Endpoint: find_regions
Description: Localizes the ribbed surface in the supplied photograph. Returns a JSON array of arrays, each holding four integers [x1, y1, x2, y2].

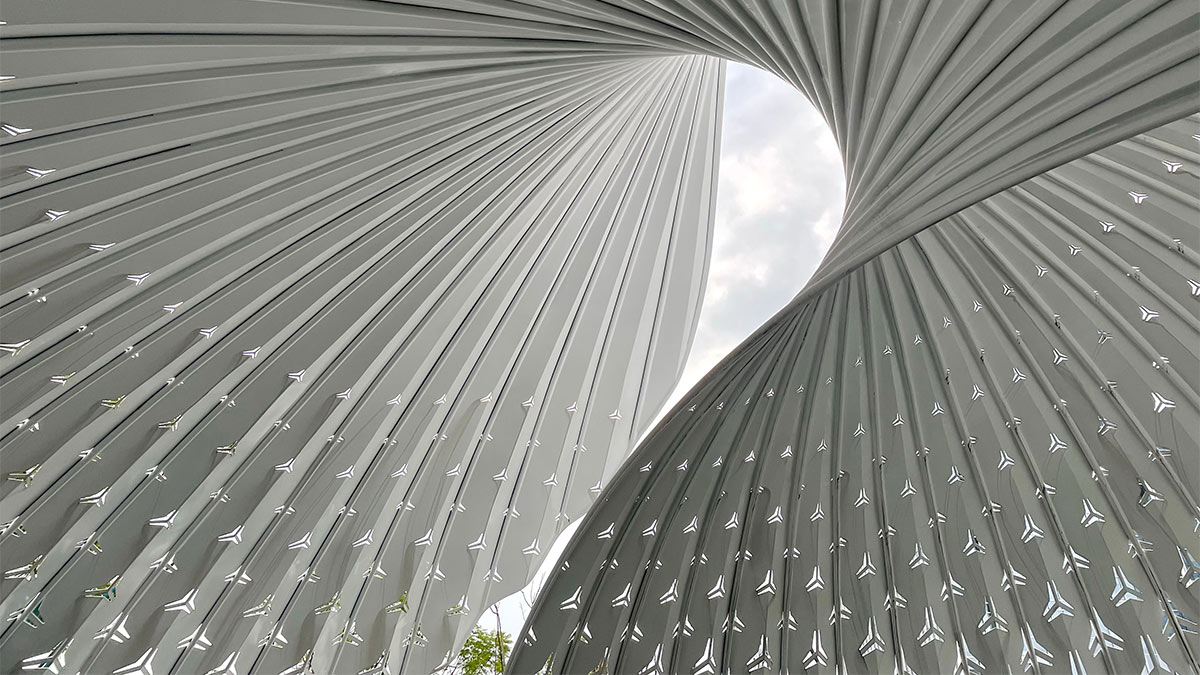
[[0, 12, 723, 673], [517, 0, 1200, 292], [0, 2, 1197, 675], [514, 116, 1200, 674]]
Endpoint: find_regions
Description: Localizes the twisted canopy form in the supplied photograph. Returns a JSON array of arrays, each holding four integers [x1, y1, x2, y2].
[[0, 2, 1196, 675], [516, 118, 1200, 674]]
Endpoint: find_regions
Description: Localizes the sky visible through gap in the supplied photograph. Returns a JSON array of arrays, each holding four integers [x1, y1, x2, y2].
[[488, 60, 845, 641]]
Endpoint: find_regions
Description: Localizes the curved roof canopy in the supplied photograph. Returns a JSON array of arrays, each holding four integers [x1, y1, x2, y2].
[[0, 2, 1196, 674]]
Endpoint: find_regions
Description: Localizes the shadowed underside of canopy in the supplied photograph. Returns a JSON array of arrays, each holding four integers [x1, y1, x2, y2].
[[0, 2, 1196, 675]]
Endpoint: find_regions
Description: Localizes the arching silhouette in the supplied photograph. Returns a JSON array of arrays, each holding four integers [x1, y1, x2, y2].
[[0, 2, 1195, 674]]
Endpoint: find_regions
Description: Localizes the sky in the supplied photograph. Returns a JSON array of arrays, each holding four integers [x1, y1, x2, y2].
[[671, 61, 844, 398], [489, 61, 844, 641]]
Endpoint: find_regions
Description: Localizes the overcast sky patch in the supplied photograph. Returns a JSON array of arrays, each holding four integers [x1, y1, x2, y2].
[[672, 62, 844, 401]]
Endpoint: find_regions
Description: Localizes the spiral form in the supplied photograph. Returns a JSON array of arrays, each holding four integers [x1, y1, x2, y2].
[[0, 2, 1196, 674]]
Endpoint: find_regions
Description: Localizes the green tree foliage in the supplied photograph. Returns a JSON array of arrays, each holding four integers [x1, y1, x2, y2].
[[458, 627, 511, 675]]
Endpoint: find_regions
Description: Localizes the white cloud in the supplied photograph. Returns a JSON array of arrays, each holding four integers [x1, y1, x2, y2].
[[663, 63, 844, 412]]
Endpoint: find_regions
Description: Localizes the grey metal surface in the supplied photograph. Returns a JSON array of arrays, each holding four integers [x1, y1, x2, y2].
[[0, 9, 726, 673], [513, 117, 1200, 674], [0, 2, 1197, 674]]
